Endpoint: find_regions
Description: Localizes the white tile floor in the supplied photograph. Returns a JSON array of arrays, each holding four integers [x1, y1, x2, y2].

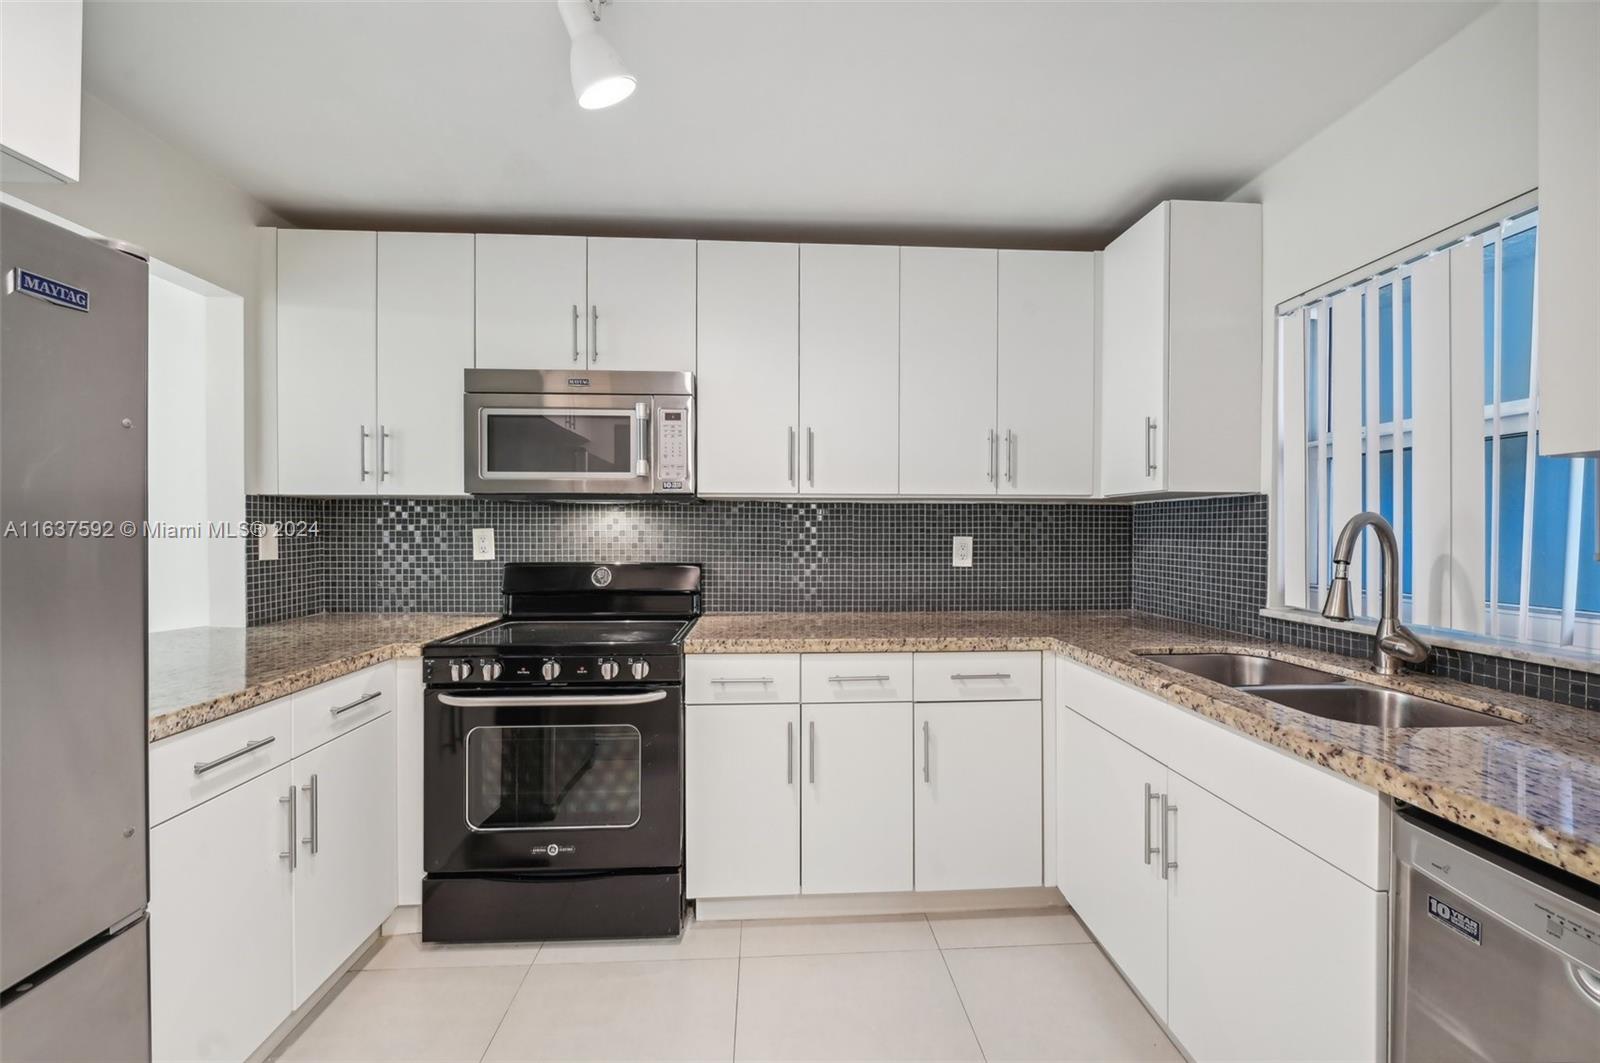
[[273, 908, 1180, 1063]]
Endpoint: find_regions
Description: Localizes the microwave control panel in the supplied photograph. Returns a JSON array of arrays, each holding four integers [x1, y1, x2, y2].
[[656, 406, 692, 491]]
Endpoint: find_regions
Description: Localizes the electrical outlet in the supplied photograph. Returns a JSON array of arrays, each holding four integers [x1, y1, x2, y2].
[[257, 522, 279, 562], [952, 535, 974, 568], [472, 528, 496, 561]]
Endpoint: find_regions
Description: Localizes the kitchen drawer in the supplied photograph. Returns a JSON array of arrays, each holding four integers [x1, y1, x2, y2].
[[291, 662, 396, 757], [914, 652, 1041, 702], [801, 653, 913, 703], [149, 698, 293, 826], [686, 654, 800, 704]]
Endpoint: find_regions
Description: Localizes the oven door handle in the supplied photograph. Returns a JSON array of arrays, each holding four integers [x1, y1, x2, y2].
[[436, 690, 669, 708]]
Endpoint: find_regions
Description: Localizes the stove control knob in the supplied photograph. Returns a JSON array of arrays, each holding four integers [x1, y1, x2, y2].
[[482, 661, 504, 681], [540, 660, 561, 681], [599, 659, 620, 681], [630, 660, 650, 680], [449, 660, 471, 683]]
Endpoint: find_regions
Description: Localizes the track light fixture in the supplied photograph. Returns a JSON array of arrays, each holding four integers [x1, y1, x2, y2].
[[557, 0, 636, 110]]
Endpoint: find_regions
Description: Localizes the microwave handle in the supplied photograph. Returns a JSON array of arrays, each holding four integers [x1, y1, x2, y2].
[[634, 402, 651, 478]]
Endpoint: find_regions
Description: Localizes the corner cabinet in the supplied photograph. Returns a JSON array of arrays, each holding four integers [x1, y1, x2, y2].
[[149, 663, 398, 1063], [1098, 200, 1262, 496], [1057, 658, 1387, 1063]]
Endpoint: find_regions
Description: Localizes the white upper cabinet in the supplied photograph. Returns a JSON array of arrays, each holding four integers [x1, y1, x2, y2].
[[377, 233, 474, 495], [1099, 201, 1261, 496], [998, 251, 1097, 496], [0, 0, 81, 182], [799, 244, 901, 495], [474, 234, 588, 370], [1535, 1, 1600, 458], [899, 247, 999, 496], [696, 241, 800, 495], [276, 230, 378, 496], [585, 237, 697, 372]]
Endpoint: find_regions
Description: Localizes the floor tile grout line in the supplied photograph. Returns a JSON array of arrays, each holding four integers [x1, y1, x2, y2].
[[477, 960, 536, 1063], [935, 939, 989, 1063], [730, 922, 743, 1063]]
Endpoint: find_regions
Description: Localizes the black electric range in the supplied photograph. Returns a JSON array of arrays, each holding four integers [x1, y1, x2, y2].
[[419, 562, 700, 944]]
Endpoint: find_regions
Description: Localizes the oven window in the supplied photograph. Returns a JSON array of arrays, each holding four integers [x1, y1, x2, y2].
[[465, 724, 642, 831], [484, 409, 635, 476]]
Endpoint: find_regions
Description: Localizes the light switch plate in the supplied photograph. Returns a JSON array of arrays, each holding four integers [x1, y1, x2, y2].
[[257, 522, 279, 562], [952, 535, 973, 568], [472, 527, 496, 561]]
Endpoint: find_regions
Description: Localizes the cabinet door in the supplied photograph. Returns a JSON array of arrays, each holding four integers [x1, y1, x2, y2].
[[685, 703, 799, 899], [1098, 203, 1168, 495], [1058, 709, 1168, 1017], [1165, 772, 1384, 1063], [913, 700, 1041, 891], [474, 234, 587, 370], [696, 241, 799, 494], [998, 251, 1096, 496], [291, 713, 397, 1007], [899, 247, 999, 496], [377, 232, 474, 496], [150, 764, 293, 1063], [585, 237, 696, 372], [801, 702, 913, 895], [277, 229, 377, 495], [799, 244, 900, 494]]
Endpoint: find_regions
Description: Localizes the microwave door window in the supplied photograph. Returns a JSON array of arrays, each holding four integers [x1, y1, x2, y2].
[[485, 411, 633, 476]]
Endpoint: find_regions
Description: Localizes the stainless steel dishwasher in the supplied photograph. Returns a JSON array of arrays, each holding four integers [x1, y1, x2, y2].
[[1393, 809, 1600, 1062]]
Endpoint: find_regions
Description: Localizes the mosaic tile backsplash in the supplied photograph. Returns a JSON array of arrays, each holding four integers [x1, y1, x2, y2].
[[1133, 495, 1600, 712], [246, 496, 1131, 623]]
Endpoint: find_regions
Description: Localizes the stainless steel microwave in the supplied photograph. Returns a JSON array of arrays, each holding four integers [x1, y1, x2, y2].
[[464, 370, 695, 497]]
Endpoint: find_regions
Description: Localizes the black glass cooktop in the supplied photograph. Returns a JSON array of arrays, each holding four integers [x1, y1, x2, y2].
[[440, 619, 693, 649]]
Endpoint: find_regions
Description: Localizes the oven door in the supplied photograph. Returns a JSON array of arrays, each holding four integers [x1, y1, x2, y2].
[[424, 687, 682, 874], [464, 392, 653, 495]]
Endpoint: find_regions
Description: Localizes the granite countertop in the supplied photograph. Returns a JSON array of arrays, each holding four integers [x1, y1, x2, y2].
[[687, 610, 1600, 885], [148, 613, 493, 742]]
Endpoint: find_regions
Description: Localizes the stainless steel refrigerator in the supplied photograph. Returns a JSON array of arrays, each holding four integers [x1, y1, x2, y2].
[[0, 205, 151, 1061]]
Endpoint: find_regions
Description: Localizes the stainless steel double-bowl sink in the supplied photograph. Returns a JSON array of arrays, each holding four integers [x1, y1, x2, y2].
[[1138, 652, 1516, 729]]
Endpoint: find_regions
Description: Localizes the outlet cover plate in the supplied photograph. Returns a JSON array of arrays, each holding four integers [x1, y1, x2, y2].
[[472, 528, 496, 561], [952, 535, 973, 568]]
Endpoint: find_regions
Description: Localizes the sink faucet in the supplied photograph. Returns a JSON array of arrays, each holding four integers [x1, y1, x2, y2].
[[1321, 512, 1431, 676]]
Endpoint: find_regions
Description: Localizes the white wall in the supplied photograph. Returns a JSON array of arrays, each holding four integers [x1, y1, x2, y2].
[[1233, 0, 1538, 509]]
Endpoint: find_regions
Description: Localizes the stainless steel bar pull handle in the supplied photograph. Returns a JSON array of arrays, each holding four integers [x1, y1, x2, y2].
[[788, 427, 797, 486], [806, 427, 815, 486], [986, 429, 997, 482], [808, 720, 816, 784], [922, 720, 931, 783], [194, 736, 275, 776], [710, 676, 774, 685], [359, 425, 371, 480], [786, 721, 794, 784], [280, 785, 297, 869], [590, 305, 599, 362], [301, 773, 319, 854], [1143, 783, 1161, 865], [331, 690, 382, 717], [1160, 795, 1178, 879], [1144, 417, 1159, 476], [951, 672, 1011, 681], [828, 675, 891, 683], [379, 426, 392, 481], [572, 304, 581, 362], [1006, 430, 1016, 485]]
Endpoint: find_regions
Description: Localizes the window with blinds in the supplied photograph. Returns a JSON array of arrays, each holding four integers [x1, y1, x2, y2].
[[1276, 204, 1600, 651]]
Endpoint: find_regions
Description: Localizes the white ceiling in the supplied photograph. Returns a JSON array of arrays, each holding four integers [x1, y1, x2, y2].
[[84, 0, 1490, 247]]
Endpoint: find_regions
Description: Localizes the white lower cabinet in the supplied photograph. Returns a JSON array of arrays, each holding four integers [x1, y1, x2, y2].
[[150, 665, 400, 1062], [150, 765, 294, 1063], [685, 702, 801, 899], [1164, 772, 1385, 1063], [801, 702, 913, 895], [1058, 709, 1169, 1015], [1058, 678, 1387, 1063], [913, 700, 1042, 892], [290, 711, 397, 1006]]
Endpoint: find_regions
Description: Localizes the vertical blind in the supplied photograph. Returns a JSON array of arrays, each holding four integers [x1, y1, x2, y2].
[[1277, 206, 1600, 650]]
